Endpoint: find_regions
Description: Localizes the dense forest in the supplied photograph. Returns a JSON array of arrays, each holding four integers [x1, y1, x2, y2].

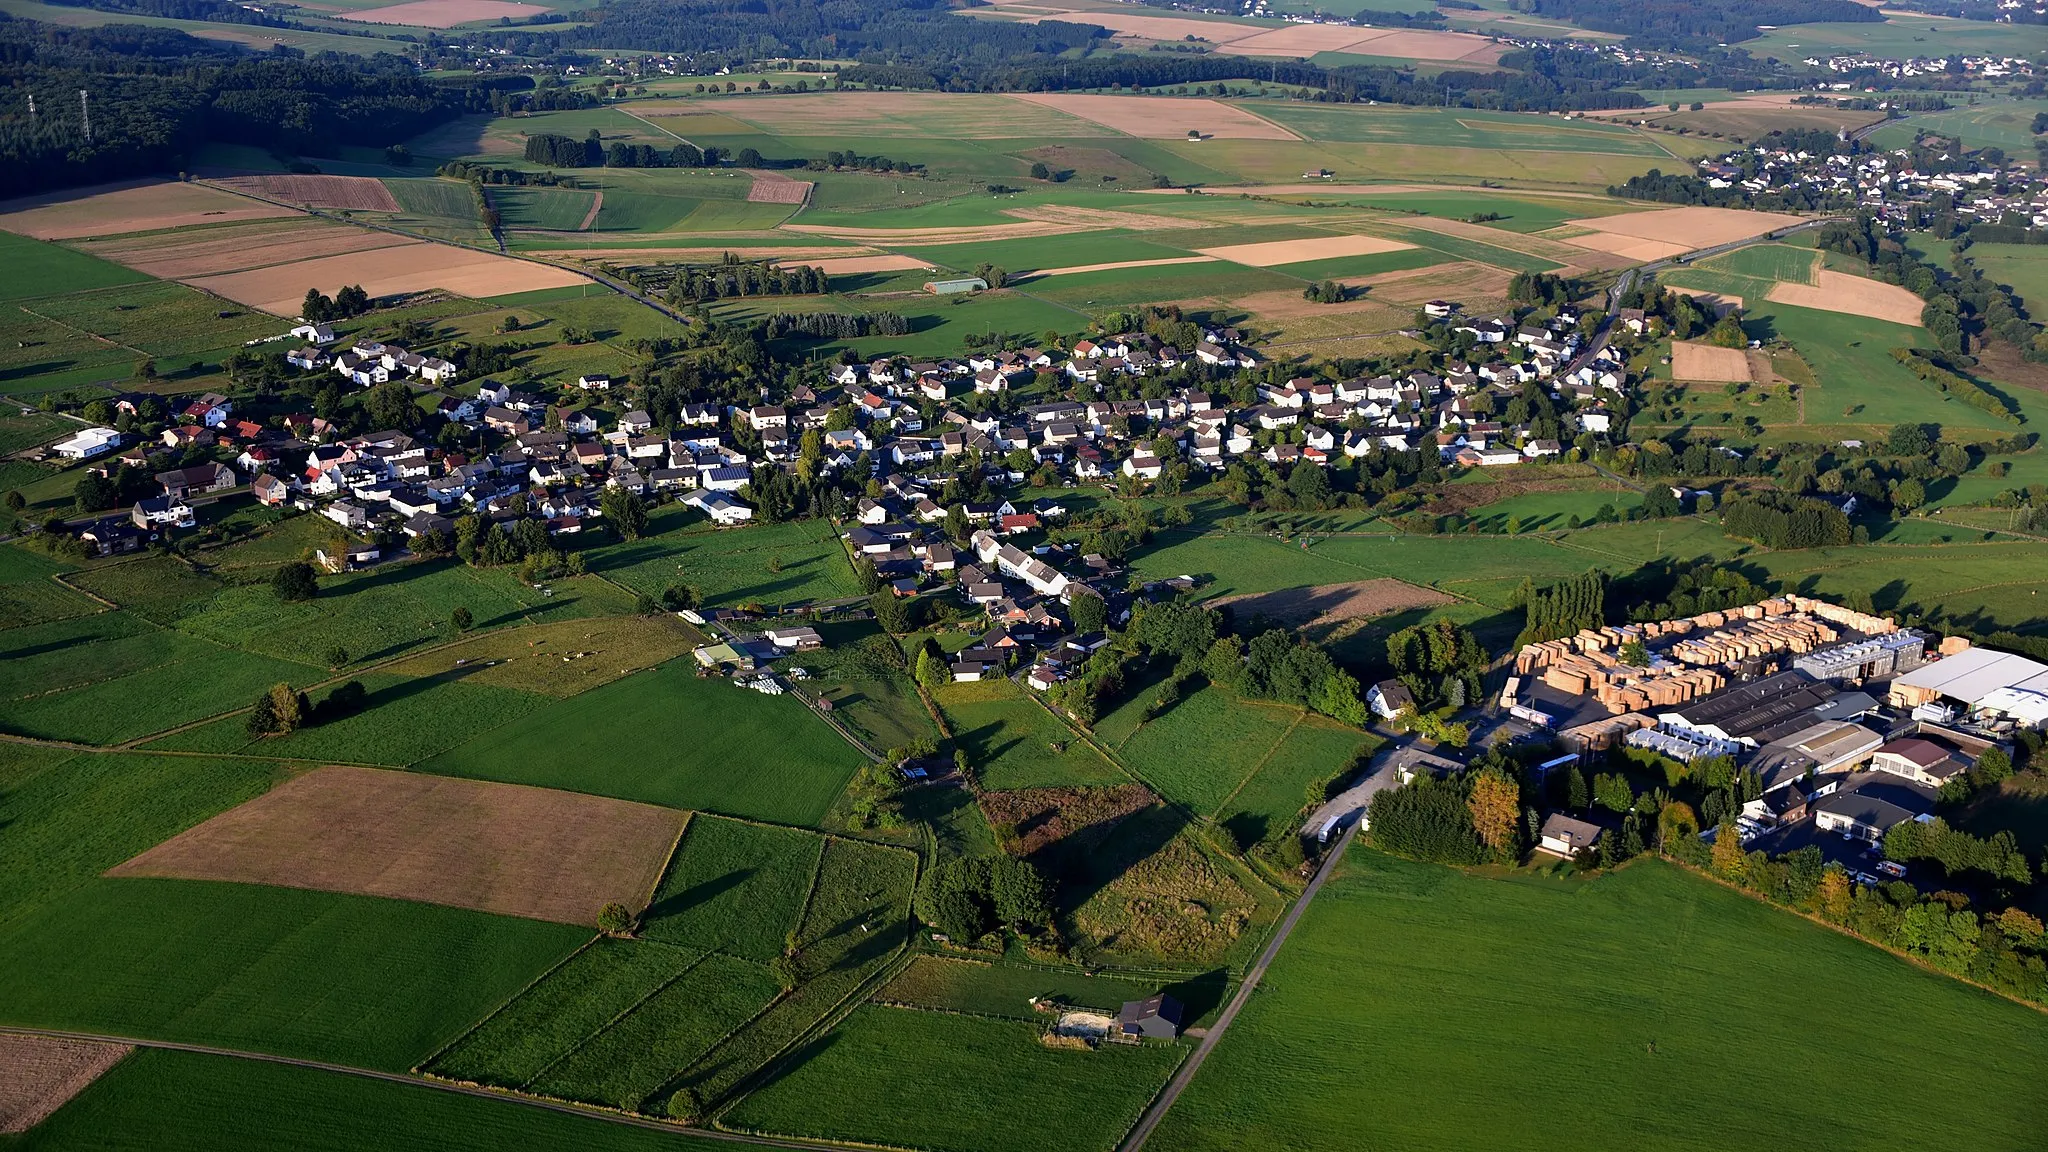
[[0, 17, 498, 197]]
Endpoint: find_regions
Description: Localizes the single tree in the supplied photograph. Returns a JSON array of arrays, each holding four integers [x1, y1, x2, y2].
[[325, 645, 350, 668], [273, 561, 319, 602], [1467, 769, 1521, 857], [451, 606, 474, 631], [597, 901, 636, 935]]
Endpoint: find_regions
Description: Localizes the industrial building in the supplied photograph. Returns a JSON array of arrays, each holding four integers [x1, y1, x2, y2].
[[1793, 631, 1930, 682], [1888, 642, 2048, 729]]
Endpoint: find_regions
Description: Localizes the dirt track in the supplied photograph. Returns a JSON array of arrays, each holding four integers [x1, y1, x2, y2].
[[1215, 578, 1452, 629]]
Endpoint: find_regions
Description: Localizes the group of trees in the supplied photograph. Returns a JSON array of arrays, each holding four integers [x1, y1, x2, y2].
[[912, 855, 1053, 943], [649, 260, 832, 304], [1719, 492, 1853, 549], [1384, 619, 1488, 713], [1889, 348, 2023, 425], [760, 311, 910, 340], [1512, 570, 1608, 646], [300, 284, 370, 323]]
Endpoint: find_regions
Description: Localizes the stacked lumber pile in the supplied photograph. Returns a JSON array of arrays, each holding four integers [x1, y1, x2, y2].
[[1558, 712, 1655, 753]]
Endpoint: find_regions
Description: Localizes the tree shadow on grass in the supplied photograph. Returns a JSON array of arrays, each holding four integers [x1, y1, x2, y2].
[[642, 868, 755, 928]]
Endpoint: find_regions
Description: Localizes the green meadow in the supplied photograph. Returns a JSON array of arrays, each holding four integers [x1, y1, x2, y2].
[[1154, 850, 2048, 1152], [417, 658, 866, 826]]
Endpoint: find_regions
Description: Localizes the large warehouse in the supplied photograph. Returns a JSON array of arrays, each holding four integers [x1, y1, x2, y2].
[[1887, 644, 2048, 727]]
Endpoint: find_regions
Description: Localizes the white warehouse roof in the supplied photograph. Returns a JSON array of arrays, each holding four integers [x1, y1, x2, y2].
[[1891, 647, 2048, 705]]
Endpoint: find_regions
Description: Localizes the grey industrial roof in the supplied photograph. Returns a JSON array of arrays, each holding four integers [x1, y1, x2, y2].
[[1893, 647, 2048, 705]]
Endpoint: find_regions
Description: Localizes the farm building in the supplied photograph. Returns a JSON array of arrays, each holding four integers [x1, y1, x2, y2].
[[51, 426, 121, 460], [1117, 995, 1183, 1041], [923, 277, 988, 295]]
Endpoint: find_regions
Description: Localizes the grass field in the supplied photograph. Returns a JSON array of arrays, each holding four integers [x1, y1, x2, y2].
[[0, 878, 584, 1072], [488, 186, 597, 231], [935, 679, 1126, 791], [1152, 850, 2048, 1152], [1696, 242, 1817, 285], [5, 1046, 734, 1151], [417, 658, 865, 826], [526, 951, 779, 1112], [141, 676, 549, 764], [1964, 243, 2048, 315], [0, 750, 277, 931], [725, 1004, 1183, 1152], [0, 611, 314, 745], [640, 815, 823, 962], [424, 937, 700, 1089], [587, 509, 857, 607], [1870, 98, 2048, 152], [0, 231, 149, 302]]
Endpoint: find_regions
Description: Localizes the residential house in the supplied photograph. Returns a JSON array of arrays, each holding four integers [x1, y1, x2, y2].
[[1537, 813, 1604, 857]]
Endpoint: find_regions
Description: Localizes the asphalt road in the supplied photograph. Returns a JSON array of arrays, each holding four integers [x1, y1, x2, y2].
[[1118, 819, 1360, 1152]]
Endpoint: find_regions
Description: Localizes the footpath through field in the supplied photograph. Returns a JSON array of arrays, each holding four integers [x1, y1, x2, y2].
[[1118, 819, 1361, 1152]]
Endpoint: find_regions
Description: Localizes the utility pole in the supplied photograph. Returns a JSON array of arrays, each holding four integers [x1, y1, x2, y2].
[[79, 89, 91, 143]]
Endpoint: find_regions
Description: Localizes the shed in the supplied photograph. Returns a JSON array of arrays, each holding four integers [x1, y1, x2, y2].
[[923, 277, 989, 295], [1117, 994, 1183, 1041]]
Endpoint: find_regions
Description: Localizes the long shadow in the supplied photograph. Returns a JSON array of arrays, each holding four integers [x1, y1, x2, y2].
[[311, 662, 490, 723], [642, 868, 754, 925], [0, 637, 93, 662], [1053, 803, 1188, 915], [1160, 968, 1230, 1025], [328, 558, 451, 598]]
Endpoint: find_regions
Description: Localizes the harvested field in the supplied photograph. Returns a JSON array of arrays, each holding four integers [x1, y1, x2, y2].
[[726, 91, 1113, 139], [1766, 269, 1925, 326], [1197, 233, 1413, 267], [1231, 288, 1408, 330], [745, 171, 813, 205], [1363, 261, 1516, 305], [978, 784, 1156, 861], [797, 254, 934, 274], [1030, 255, 1219, 277], [1005, 204, 1216, 232], [1382, 215, 1629, 271], [1565, 206, 1805, 250], [1558, 231, 1690, 262], [1671, 340, 1754, 383], [1215, 578, 1451, 630], [334, 0, 544, 25], [0, 1034, 131, 1134], [79, 220, 414, 279], [0, 180, 297, 240], [184, 242, 587, 314], [1006, 93, 1300, 140], [212, 175, 400, 212], [108, 766, 685, 926]]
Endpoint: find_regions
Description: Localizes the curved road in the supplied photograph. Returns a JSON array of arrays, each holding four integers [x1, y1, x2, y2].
[[1118, 819, 1360, 1152]]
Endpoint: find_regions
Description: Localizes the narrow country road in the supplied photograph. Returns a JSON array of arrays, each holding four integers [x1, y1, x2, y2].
[[0, 1025, 811, 1150], [1118, 819, 1360, 1152]]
